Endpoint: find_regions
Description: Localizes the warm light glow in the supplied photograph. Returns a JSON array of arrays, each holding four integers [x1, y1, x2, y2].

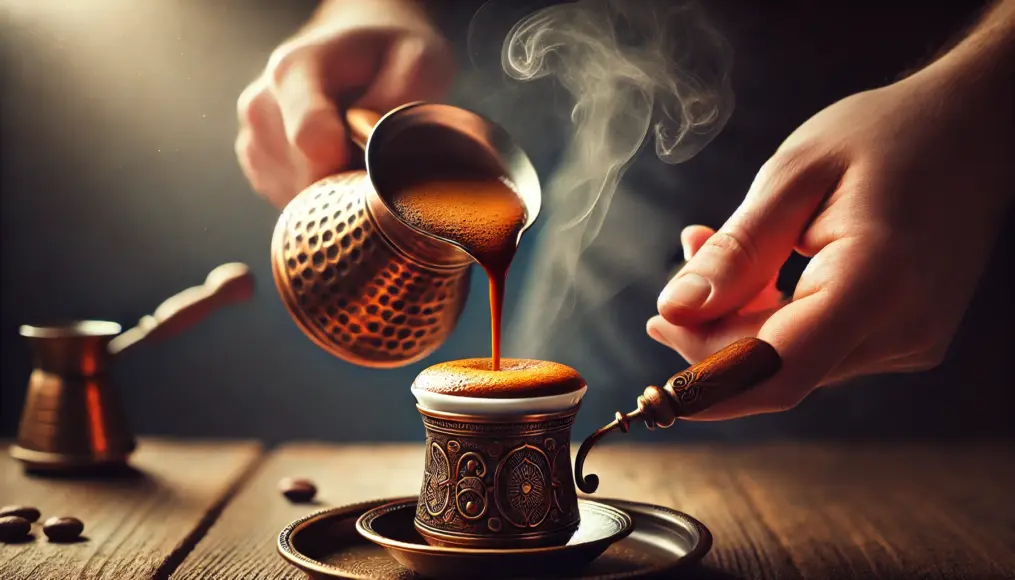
[[85, 379, 108, 453], [2, 0, 225, 147], [3, 0, 142, 32], [82, 350, 97, 375]]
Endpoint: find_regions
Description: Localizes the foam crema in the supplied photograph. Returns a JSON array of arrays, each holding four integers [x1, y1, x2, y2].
[[411, 358, 587, 416]]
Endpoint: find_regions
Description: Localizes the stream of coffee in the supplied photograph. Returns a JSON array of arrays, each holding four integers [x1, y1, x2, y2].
[[391, 175, 527, 371]]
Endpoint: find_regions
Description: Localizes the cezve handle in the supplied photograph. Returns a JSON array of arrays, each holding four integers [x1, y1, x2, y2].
[[107, 263, 255, 357], [346, 108, 383, 152], [574, 337, 782, 493]]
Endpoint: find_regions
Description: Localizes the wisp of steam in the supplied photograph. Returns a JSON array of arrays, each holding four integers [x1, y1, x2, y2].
[[500, 0, 734, 358]]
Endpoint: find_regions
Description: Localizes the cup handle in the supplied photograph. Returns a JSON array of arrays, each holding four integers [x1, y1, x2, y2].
[[107, 263, 255, 357], [573, 337, 782, 493], [346, 108, 383, 152]]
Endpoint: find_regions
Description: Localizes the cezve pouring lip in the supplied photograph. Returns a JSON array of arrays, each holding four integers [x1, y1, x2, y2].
[[347, 102, 543, 257]]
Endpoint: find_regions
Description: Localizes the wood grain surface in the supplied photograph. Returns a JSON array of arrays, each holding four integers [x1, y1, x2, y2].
[[173, 442, 1015, 580], [171, 443, 423, 580], [588, 443, 1015, 580], [0, 439, 261, 580]]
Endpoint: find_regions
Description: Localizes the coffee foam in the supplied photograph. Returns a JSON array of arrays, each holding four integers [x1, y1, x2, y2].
[[389, 176, 527, 262], [411, 358, 586, 399]]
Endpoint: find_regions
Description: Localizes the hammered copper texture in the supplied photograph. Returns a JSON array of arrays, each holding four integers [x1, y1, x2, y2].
[[272, 172, 471, 367], [415, 409, 580, 548]]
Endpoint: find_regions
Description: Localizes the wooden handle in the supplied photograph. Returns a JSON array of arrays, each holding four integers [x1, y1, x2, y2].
[[639, 337, 782, 427], [346, 108, 383, 151], [574, 337, 781, 493], [108, 263, 255, 357]]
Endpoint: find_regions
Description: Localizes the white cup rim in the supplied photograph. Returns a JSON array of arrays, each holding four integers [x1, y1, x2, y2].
[[411, 385, 587, 416]]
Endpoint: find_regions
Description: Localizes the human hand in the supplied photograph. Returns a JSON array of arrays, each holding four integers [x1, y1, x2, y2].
[[235, 0, 455, 208], [647, 31, 1015, 420]]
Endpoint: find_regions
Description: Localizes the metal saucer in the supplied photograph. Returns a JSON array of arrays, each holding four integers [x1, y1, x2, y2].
[[278, 496, 712, 579], [356, 497, 632, 578]]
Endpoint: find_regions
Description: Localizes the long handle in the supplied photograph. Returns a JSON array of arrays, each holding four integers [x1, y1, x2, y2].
[[107, 263, 255, 357], [346, 108, 383, 152], [574, 337, 781, 493]]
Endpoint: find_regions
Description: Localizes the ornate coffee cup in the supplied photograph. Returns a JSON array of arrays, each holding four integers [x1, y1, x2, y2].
[[408, 339, 784, 550], [410, 359, 587, 549]]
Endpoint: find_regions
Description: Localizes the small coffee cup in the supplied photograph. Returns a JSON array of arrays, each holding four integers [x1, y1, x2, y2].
[[410, 359, 587, 549]]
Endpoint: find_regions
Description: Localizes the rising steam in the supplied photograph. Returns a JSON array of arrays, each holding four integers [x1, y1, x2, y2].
[[500, 0, 735, 357]]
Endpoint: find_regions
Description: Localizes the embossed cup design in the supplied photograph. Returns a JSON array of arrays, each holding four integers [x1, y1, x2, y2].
[[414, 406, 581, 549]]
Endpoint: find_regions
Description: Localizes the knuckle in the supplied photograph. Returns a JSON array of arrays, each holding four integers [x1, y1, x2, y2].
[[288, 112, 324, 154], [236, 81, 270, 126], [266, 42, 314, 87], [753, 146, 831, 205], [234, 132, 256, 165], [758, 148, 808, 185], [234, 134, 271, 195], [289, 108, 342, 161], [705, 227, 760, 271]]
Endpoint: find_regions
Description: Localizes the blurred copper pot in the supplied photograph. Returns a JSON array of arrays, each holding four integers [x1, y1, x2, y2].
[[11, 263, 254, 472]]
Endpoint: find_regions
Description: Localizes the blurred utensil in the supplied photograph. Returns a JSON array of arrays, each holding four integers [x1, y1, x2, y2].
[[11, 263, 254, 473]]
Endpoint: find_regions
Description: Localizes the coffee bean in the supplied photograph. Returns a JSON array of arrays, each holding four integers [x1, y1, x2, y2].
[[0, 505, 40, 523], [279, 477, 316, 503], [0, 516, 31, 542], [43, 517, 84, 542]]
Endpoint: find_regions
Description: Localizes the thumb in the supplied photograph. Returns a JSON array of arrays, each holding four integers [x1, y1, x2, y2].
[[659, 152, 841, 326]]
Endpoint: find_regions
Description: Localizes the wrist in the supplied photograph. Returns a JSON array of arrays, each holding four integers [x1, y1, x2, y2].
[[904, 5, 1015, 208]]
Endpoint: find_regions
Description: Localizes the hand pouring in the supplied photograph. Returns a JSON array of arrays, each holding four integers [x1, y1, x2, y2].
[[271, 103, 540, 368], [11, 263, 254, 472]]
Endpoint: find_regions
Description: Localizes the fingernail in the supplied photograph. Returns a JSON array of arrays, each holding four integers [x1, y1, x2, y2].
[[661, 273, 712, 311], [647, 324, 664, 343], [681, 238, 693, 262]]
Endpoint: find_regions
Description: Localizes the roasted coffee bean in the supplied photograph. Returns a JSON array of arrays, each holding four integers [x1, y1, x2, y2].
[[0, 516, 31, 542], [0, 505, 40, 523], [279, 477, 317, 503], [43, 517, 84, 542]]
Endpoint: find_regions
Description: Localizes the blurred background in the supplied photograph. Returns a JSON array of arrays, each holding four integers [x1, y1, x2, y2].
[[2, 0, 1012, 445]]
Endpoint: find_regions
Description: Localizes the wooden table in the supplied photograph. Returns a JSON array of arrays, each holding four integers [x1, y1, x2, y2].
[[2, 440, 1013, 579]]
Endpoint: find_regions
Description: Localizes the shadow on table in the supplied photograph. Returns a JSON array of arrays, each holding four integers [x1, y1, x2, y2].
[[22, 463, 162, 496], [24, 463, 149, 481]]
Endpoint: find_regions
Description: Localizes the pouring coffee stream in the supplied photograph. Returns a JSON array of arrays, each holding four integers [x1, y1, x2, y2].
[[347, 108, 528, 370], [271, 102, 541, 369], [276, 103, 784, 499]]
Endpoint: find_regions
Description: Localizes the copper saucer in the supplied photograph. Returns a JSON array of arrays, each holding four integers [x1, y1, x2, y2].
[[278, 496, 712, 579], [356, 497, 632, 578]]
